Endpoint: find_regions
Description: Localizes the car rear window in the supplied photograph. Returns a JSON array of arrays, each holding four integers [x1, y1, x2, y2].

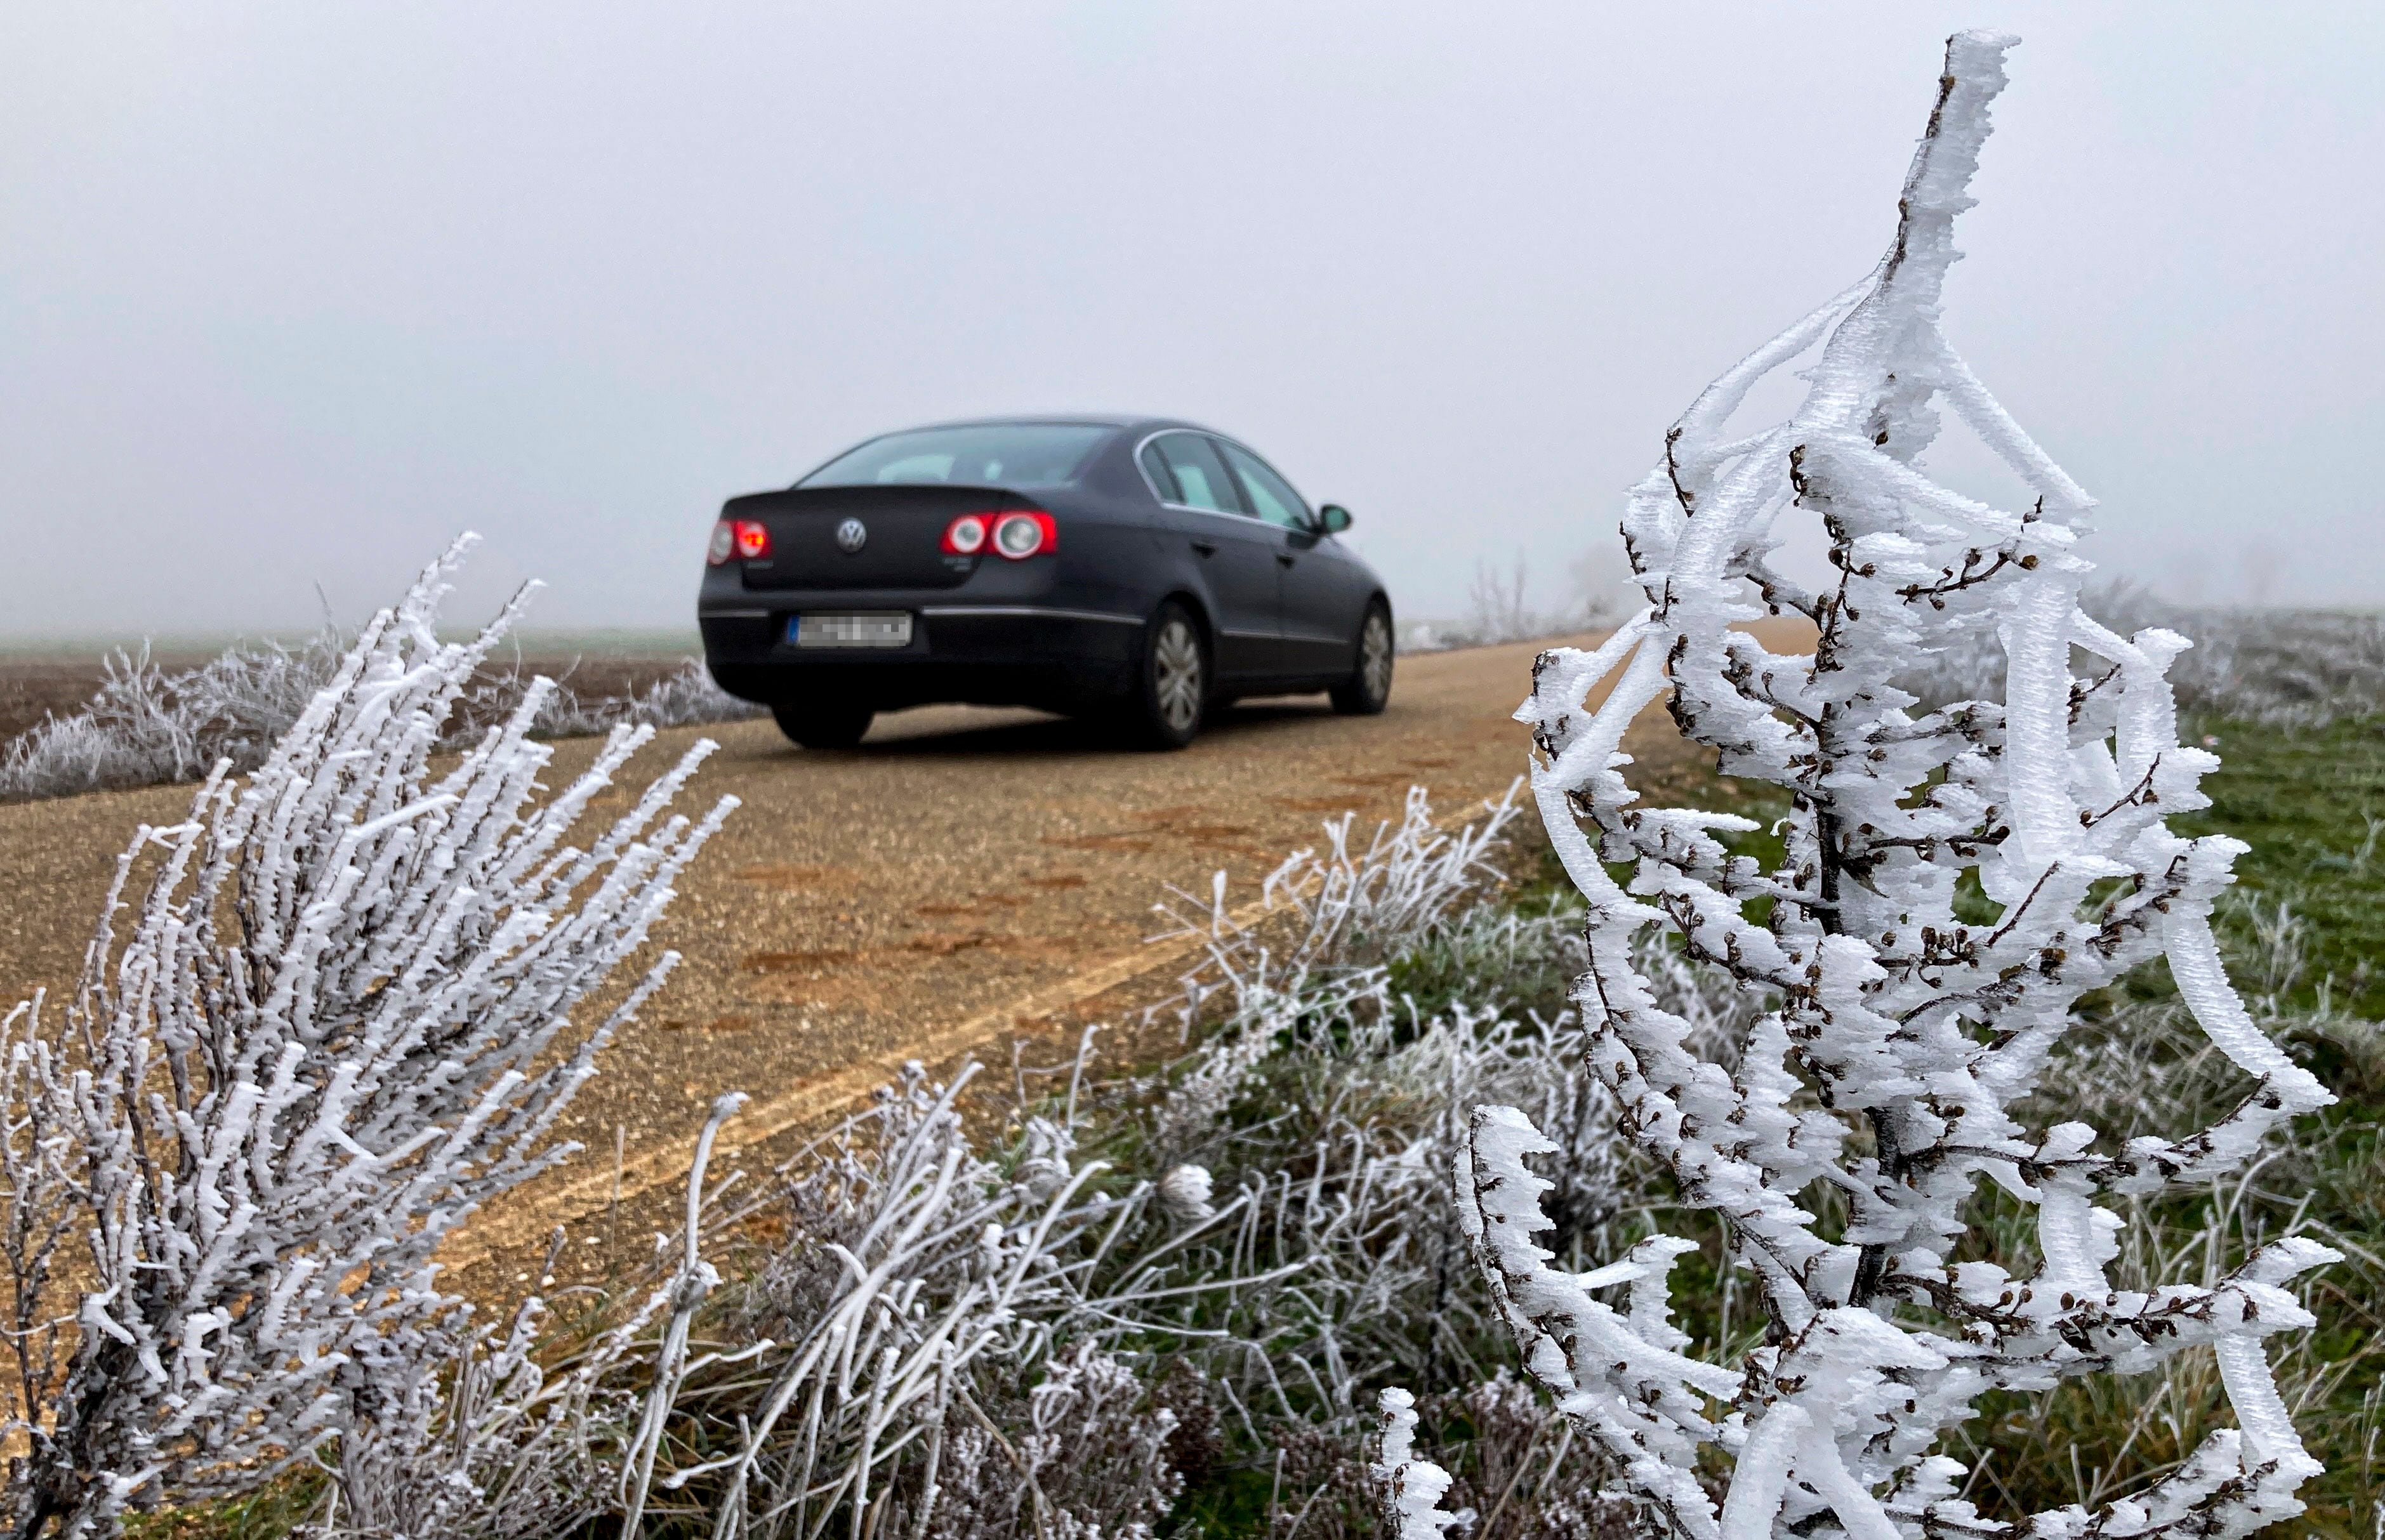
[[798, 424, 1110, 489]]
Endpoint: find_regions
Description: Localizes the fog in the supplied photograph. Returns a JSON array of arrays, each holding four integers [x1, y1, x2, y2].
[[3, 3, 2379, 642]]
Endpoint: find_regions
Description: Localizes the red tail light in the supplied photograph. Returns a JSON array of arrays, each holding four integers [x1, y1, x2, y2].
[[941, 513, 988, 555], [709, 518, 771, 564], [943, 510, 1055, 558], [990, 510, 1056, 560]]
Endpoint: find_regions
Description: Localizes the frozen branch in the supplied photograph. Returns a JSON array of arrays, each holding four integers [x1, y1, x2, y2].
[[1, 536, 734, 1539], [1468, 32, 2338, 1539]]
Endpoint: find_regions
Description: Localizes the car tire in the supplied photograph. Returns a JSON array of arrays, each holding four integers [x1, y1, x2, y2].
[[1129, 602, 1209, 749], [771, 701, 874, 749], [1330, 603, 1394, 716]]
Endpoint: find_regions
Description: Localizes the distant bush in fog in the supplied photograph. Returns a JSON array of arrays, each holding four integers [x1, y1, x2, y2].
[[527, 654, 762, 739], [1896, 586, 2385, 728], [1402, 547, 1634, 654], [0, 624, 758, 803]]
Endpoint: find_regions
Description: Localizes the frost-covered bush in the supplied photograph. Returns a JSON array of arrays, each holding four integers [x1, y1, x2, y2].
[[1405, 553, 1629, 655], [529, 655, 759, 739], [1264, 785, 1526, 970], [0, 631, 357, 801], [628, 1058, 1259, 1539], [883, 1343, 1187, 1540], [319, 1251, 685, 1540], [0, 624, 757, 803], [0, 538, 733, 1539], [585, 785, 1675, 1536], [1387, 33, 2342, 1540], [1140, 791, 1759, 1414], [637, 1045, 1285, 1537]]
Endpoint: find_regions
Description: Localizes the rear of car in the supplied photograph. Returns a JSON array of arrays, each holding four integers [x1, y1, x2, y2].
[[699, 421, 1159, 741]]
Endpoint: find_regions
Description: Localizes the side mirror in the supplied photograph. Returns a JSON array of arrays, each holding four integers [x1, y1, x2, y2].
[[1318, 504, 1353, 534]]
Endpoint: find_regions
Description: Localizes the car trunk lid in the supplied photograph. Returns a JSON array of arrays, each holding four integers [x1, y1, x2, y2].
[[730, 485, 1040, 591]]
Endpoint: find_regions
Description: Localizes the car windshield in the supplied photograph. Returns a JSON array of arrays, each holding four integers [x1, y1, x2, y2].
[[799, 423, 1110, 489]]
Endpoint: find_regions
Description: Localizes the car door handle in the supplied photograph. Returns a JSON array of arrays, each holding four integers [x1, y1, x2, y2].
[[1276, 553, 1297, 568], [1190, 539, 1218, 557]]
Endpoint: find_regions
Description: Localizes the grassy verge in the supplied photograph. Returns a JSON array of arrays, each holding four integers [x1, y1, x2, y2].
[[110, 720, 2385, 1538]]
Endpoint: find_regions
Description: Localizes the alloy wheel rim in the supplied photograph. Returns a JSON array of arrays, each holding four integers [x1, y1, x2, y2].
[[1361, 615, 1392, 701], [1155, 621, 1203, 731]]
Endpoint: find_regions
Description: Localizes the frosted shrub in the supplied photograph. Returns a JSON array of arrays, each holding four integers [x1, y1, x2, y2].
[[1142, 790, 1759, 1426], [1390, 34, 2342, 1540], [1153, 786, 1522, 1140], [633, 1058, 1272, 1539], [529, 655, 759, 740], [0, 626, 756, 804], [887, 1344, 1186, 1540], [1173, 782, 1524, 985], [320, 1253, 685, 1540], [0, 633, 355, 801], [0, 537, 734, 1539], [1263, 785, 1525, 971]]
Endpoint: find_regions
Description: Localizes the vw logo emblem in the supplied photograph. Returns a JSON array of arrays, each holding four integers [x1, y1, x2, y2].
[[835, 517, 868, 554]]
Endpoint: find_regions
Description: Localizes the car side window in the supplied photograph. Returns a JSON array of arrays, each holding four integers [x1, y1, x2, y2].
[[1150, 433, 1245, 515], [1137, 441, 1179, 503], [1217, 440, 1311, 530]]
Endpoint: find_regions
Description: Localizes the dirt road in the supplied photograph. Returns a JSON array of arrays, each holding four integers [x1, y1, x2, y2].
[[0, 633, 1684, 1283]]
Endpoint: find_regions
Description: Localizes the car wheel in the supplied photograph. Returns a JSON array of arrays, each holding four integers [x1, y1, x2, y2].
[[1330, 603, 1394, 716], [771, 701, 874, 749], [1131, 602, 1209, 749]]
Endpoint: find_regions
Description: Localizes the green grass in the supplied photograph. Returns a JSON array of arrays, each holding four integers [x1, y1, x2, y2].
[[2176, 715, 2385, 1020]]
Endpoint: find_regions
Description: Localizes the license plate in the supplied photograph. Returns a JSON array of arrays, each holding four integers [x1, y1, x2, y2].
[[792, 612, 913, 649]]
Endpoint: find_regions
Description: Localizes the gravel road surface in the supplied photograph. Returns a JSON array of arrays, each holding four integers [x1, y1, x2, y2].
[[0, 632, 1689, 1286]]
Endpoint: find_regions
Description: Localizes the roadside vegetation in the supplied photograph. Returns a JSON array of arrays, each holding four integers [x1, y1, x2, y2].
[[1604, 713, 2383, 1536], [8, 597, 2370, 1537], [1358, 36, 2360, 1534], [0, 614, 756, 803]]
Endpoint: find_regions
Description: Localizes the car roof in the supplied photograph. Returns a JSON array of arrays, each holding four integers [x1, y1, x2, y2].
[[890, 414, 1214, 437]]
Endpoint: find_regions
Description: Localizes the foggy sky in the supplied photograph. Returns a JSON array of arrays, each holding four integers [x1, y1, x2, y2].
[[3, 3, 2380, 642]]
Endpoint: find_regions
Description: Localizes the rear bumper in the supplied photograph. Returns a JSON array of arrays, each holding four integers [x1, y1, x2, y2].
[[701, 602, 1146, 712]]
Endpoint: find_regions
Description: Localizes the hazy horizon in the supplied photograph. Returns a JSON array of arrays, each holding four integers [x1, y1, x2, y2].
[[5, 4, 2380, 642]]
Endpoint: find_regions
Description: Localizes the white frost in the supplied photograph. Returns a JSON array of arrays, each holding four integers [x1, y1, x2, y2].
[[1466, 30, 2339, 1540]]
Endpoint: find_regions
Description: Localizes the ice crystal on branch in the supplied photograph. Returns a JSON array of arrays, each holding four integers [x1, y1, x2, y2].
[[1, 537, 734, 1539], [1460, 32, 2337, 1540]]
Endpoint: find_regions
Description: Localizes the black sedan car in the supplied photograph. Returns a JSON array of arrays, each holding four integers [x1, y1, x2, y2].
[[698, 417, 1393, 749]]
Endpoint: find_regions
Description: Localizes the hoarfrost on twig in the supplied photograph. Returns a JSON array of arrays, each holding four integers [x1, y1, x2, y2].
[[1425, 32, 2339, 1540], [1, 535, 734, 1539]]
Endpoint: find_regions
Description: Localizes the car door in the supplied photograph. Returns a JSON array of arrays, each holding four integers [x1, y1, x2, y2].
[[1140, 431, 1283, 679], [1215, 438, 1363, 680]]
